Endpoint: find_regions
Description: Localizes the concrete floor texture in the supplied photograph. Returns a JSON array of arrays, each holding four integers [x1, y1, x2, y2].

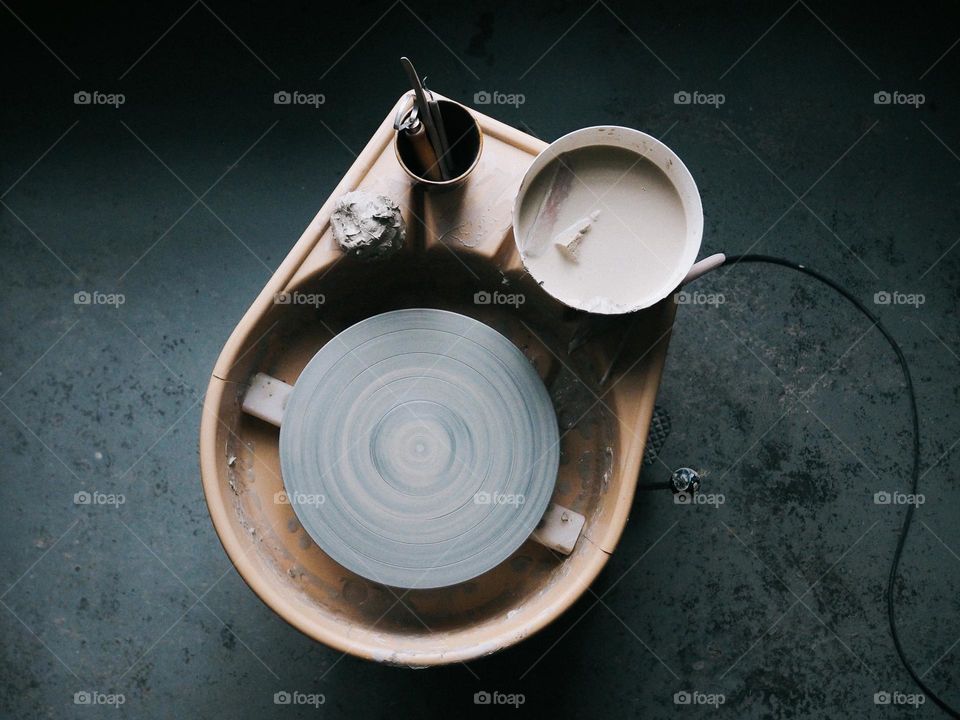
[[2, 1, 958, 718]]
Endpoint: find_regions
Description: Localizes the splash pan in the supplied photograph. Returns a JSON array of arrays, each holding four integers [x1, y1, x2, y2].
[[199, 94, 677, 666]]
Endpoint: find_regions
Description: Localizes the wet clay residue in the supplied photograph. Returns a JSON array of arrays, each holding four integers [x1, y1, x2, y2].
[[342, 579, 369, 605]]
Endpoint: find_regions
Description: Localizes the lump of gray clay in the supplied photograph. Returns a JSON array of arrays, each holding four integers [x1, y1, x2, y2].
[[330, 190, 405, 260]]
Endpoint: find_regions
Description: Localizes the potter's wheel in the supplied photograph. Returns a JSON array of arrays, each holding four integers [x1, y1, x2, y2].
[[279, 309, 559, 589]]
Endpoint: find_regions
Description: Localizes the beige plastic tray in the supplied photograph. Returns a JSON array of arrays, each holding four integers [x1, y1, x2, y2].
[[199, 93, 678, 666]]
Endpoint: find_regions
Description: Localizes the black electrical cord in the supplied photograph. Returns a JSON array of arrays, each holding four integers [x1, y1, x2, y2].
[[723, 254, 957, 718]]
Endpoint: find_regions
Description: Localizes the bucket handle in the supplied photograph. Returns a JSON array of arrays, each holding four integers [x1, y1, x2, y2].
[[680, 252, 726, 288]]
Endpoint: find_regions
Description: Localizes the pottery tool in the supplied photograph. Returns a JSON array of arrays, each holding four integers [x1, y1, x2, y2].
[[278, 309, 559, 589], [394, 102, 443, 182], [426, 94, 451, 170], [554, 210, 601, 262], [400, 57, 452, 180]]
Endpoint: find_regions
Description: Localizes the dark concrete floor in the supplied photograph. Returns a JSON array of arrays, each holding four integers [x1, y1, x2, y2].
[[2, 1, 959, 718]]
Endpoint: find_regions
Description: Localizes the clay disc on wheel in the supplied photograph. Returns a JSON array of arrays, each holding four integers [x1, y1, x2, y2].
[[279, 309, 559, 589]]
